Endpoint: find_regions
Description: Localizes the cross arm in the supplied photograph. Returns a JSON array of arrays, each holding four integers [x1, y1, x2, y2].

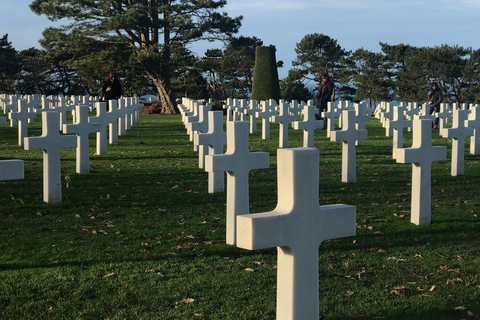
[[237, 211, 289, 250]]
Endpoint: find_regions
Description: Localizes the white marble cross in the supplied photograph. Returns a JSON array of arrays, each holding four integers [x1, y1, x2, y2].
[[381, 102, 394, 136], [405, 102, 420, 132], [395, 119, 447, 225], [24, 111, 77, 203], [389, 106, 411, 158], [437, 103, 452, 134], [293, 103, 323, 148], [272, 100, 296, 148], [196, 111, 226, 193], [330, 110, 367, 183], [322, 101, 340, 137], [54, 96, 74, 130], [117, 99, 128, 136], [190, 104, 212, 145], [441, 109, 474, 176], [466, 106, 480, 155], [89, 102, 116, 155], [354, 102, 371, 146], [289, 100, 301, 121], [9, 100, 37, 146], [414, 103, 436, 123], [234, 99, 246, 121], [63, 105, 101, 174], [255, 100, 276, 139], [236, 147, 356, 320], [107, 100, 120, 144], [204, 121, 269, 245], [243, 100, 259, 134]]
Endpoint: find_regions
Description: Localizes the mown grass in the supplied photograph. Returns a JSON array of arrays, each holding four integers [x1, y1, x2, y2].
[[0, 111, 479, 320]]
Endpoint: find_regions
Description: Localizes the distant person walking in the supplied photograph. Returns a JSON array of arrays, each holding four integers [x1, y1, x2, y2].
[[428, 82, 443, 129], [316, 73, 334, 129], [102, 72, 123, 109]]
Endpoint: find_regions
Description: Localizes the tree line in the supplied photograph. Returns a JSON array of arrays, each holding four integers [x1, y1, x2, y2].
[[1, 1, 479, 114]]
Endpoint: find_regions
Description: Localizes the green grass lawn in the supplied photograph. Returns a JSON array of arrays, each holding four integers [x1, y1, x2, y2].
[[0, 111, 479, 320]]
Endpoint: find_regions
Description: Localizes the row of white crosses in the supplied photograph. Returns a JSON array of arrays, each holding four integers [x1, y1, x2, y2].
[[186, 109, 356, 319], [381, 102, 480, 174], [2, 95, 143, 203], [180, 98, 480, 319], [182, 97, 371, 187], [375, 101, 480, 225], [178, 98, 368, 320]]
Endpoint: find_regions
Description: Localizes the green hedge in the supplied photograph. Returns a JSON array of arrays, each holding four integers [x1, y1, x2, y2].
[[251, 45, 281, 102]]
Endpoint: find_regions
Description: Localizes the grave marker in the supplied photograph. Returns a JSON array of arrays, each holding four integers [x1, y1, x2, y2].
[[437, 103, 452, 134], [204, 121, 269, 245], [293, 103, 323, 148], [89, 102, 116, 155], [255, 100, 276, 139], [271, 100, 296, 148], [196, 111, 226, 193], [237, 148, 356, 320], [24, 111, 77, 203], [466, 105, 480, 155], [243, 100, 259, 134], [330, 110, 367, 183], [322, 101, 340, 137], [9, 100, 37, 146], [441, 109, 474, 176], [389, 106, 411, 158], [395, 119, 447, 225], [0, 160, 24, 181], [107, 100, 119, 144], [63, 105, 101, 174]]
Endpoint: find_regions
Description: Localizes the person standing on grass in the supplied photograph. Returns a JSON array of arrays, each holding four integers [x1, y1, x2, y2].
[[428, 82, 443, 129], [102, 72, 123, 110], [316, 73, 334, 129]]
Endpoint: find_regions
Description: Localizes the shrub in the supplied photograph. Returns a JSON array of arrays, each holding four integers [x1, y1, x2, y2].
[[139, 103, 163, 114]]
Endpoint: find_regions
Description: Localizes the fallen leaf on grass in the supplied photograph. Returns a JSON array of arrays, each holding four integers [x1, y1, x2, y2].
[[346, 290, 354, 296], [146, 269, 164, 276], [389, 286, 407, 295], [354, 312, 370, 317], [454, 306, 466, 311], [175, 298, 194, 307], [104, 272, 115, 277], [244, 268, 254, 272], [387, 256, 405, 262], [429, 285, 436, 292]]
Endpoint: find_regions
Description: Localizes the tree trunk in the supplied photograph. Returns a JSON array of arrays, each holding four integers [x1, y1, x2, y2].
[[141, 57, 179, 114]]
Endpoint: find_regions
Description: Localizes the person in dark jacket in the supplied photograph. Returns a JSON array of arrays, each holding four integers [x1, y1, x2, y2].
[[316, 73, 334, 129], [428, 82, 443, 128], [102, 72, 123, 102]]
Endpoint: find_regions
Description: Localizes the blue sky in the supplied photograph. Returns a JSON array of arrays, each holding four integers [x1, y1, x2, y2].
[[2, 0, 480, 80]]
